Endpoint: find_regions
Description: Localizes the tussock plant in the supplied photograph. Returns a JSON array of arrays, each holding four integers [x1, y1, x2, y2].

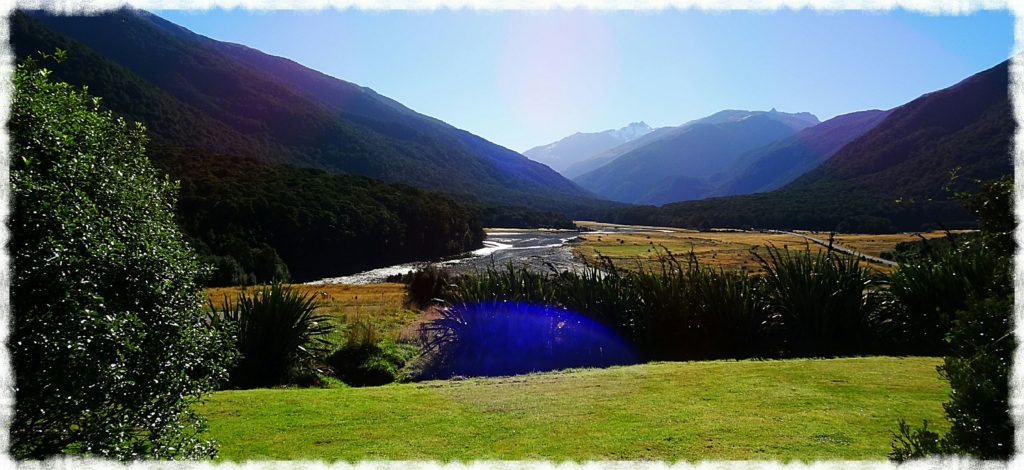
[[328, 317, 418, 386], [405, 264, 453, 308], [755, 245, 880, 357], [424, 244, 899, 376], [211, 284, 334, 388], [422, 251, 769, 374]]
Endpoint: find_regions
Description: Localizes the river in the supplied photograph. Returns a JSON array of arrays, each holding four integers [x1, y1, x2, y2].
[[307, 226, 642, 285]]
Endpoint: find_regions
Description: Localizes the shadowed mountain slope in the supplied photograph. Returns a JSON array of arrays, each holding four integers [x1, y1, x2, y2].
[[608, 60, 1012, 232], [18, 9, 599, 214], [574, 110, 819, 205], [11, 11, 601, 283], [716, 109, 892, 196], [523, 122, 653, 175]]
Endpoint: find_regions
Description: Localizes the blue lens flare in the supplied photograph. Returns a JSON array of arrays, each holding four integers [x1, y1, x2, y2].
[[431, 300, 641, 378]]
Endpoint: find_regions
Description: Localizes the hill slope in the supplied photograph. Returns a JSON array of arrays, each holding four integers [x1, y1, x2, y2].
[[611, 60, 1012, 232], [18, 9, 599, 214], [563, 109, 818, 180], [574, 110, 819, 205], [716, 109, 892, 196], [11, 12, 495, 283], [523, 122, 653, 175]]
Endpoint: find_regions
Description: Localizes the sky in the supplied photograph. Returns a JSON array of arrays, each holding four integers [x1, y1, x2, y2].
[[155, 8, 1014, 153]]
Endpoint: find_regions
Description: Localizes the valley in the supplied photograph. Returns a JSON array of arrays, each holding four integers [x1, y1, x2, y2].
[[300, 221, 958, 284], [9, 6, 1013, 464]]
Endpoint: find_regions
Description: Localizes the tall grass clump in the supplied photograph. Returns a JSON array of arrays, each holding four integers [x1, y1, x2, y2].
[[400, 264, 452, 308], [547, 256, 644, 343], [446, 261, 558, 304], [328, 317, 418, 386], [560, 252, 767, 360], [211, 284, 334, 388], [677, 255, 767, 359], [428, 252, 769, 371], [756, 245, 880, 357]]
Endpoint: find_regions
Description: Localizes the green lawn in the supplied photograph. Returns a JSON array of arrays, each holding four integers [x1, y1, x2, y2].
[[199, 356, 948, 461]]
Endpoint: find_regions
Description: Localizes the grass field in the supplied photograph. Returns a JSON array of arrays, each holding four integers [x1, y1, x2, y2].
[[207, 283, 418, 344], [573, 221, 954, 273], [199, 356, 947, 461], [798, 230, 962, 259]]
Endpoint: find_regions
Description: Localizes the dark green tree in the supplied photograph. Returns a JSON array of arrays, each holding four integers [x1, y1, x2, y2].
[[9, 54, 233, 459], [890, 176, 1014, 461]]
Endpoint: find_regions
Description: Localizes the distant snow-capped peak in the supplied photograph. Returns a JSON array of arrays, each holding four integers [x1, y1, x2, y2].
[[607, 121, 653, 142]]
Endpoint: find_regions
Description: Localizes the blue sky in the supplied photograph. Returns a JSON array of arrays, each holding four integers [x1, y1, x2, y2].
[[156, 8, 1013, 152]]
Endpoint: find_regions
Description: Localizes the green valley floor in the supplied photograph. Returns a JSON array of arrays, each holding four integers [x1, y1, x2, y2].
[[199, 356, 947, 461]]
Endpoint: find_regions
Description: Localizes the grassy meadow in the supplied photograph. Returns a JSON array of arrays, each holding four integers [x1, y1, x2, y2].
[[207, 283, 423, 345], [199, 356, 947, 461], [800, 230, 964, 259], [573, 221, 954, 273]]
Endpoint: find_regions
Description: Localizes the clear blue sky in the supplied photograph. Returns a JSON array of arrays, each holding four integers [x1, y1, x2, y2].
[[155, 8, 1013, 152]]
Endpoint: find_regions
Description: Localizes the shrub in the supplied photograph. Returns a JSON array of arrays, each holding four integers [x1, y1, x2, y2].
[[882, 243, 1002, 355], [329, 340, 418, 386], [879, 232, 974, 263], [211, 284, 334, 388], [327, 318, 417, 386], [939, 294, 1014, 458], [889, 419, 943, 462], [9, 55, 233, 459], [403, 264, 452, 309], [756, 246, 879, 357]]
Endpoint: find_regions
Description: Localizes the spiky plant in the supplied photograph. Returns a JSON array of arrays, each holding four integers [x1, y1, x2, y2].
[[212, 284, 334, 388], [756, 245, 879, 357]]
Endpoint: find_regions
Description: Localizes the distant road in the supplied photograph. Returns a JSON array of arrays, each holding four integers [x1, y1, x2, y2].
[[767, 230, 899, 267]]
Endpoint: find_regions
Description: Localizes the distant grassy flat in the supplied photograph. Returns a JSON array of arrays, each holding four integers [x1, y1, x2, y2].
[[573, 222, 953, 273], [199, 356, 947, 461], [798, 230, 969, 259], [207, 283, 417, 344]]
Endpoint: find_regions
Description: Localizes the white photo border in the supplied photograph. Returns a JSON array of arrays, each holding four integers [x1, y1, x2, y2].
[[1, 1, 1019, 469]]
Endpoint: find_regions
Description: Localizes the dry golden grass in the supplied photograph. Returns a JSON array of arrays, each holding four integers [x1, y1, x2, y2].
[[572, 226, 955, 274], [206, 283, 417, 343], [798, 230, 968, 258], [575, 220, 698, 233]]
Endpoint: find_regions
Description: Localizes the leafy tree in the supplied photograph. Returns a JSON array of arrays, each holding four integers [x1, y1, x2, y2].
[[9, 55, 233, 459], [939, 294, 1014, 458], [890, 176, 1014, 461]]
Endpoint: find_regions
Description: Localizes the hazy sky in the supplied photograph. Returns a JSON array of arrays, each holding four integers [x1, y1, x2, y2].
[[155, 8, 1013, 152]]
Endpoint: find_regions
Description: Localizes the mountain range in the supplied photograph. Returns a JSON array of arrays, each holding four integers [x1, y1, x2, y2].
[[572, 109, 821, 205], [713, 109, 892, 196], [605, 59, 1012, 232], [523, 122, 653, 175]]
